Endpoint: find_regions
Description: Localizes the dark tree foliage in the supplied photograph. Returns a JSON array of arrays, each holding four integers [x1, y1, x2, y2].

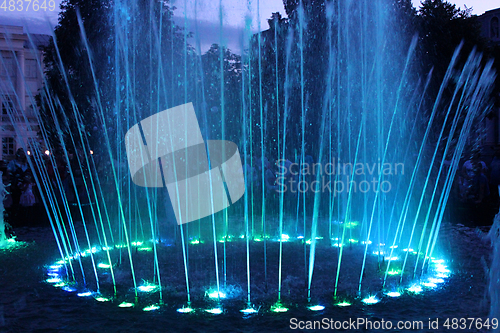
[[40, 0, 113, 153], [201, 44, 243, 144], [39, 0, 197, 157], [416, 0, 485, 82]]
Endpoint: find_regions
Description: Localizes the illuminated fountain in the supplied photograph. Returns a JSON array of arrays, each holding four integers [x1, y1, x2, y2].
[[0, 0, 495, 315]]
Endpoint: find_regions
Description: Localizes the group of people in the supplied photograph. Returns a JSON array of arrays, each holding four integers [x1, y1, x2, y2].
[[1, 148, 36, 226]]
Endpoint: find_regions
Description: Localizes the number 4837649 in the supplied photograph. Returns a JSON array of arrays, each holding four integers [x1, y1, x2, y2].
[[0, 0, 56, 11]]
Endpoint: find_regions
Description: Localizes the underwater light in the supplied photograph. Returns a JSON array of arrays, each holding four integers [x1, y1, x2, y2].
[[46, 277, 62, 283], [386, 291, 401, 297], [55, 260, 65, 265], [345, 221, 359, 228], [422, 282, 437, 288], [177, 307, 194, 313], [308, 305, 325, 311], [428, 278, 445, 284], [206, 290, 226, 299], [189, 239, 201, 245], [407, 285, 422, 294], [385, 256, 399, 261], [436, 273, 449, 278], [118, 302, 134, 308], [77, 291, 93, 297], [362, 240, 372, 245], [432, 259, 444, 264], [348, 239, 358, 243], [143, 304, 160, 312], [53, 282, 65, 287], [336, 301, 351, 307], [205, 308, 223, 315], [271, 302, 288, 313], [95, 297, 110, 302], [240, 307, 258, 314], [362, 296, 379, 305], [131, 241, 143, 246], [387, 269, 401, 275], [435, 264, 450, 274], [49, 264, 62, 270], [47, 272, 59, 277], [137, 247, 152, 251], [253, 238, 262, 242], [280, 234, 290, 241], [297, 235, 304, 239], [44, 150, 50, 155], [7, 238, 15, 243], [97, 263, 111, 269], [389, 245, 398, 249], [63, 286, 77, 292], [138, 285, 158, 293]]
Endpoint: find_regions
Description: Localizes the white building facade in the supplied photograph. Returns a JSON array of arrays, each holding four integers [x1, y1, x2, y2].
[[0, 25, 49, 160]]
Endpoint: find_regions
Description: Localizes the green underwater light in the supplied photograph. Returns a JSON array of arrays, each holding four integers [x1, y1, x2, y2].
[[387, 269, 401, 275], [271, 302, 288, 313], [361, 296, 379, 304], [205, 307, 223, 314], [143, 304, 160, 311], [118, 302, 134, 308], [77, 291, 93, 297], [95, 297, 111, 302], [137, 284, 158, 293], [240, 307, 258, 314], [177, 307, 194, 313], [336, 301, 351, 307], [46, 277, 62, 283]]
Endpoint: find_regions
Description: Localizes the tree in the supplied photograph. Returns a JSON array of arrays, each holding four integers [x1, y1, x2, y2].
[[39, 0, 195, 156]]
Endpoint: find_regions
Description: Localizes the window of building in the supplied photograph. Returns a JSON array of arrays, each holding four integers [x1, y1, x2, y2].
[[2, 137, 15, 156], [0, 56, 15, 77], [492, 17, 499, 39], [1, 97, 14, 121], [25, 59, 38, 79]]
